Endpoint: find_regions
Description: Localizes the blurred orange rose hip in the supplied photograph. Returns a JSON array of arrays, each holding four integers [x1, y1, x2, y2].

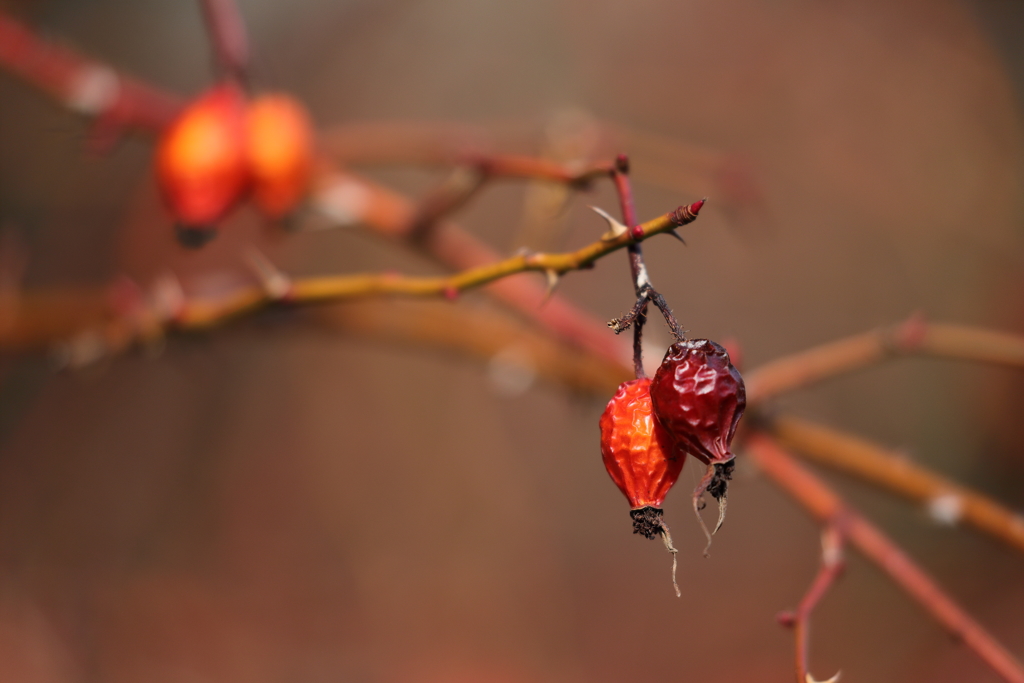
[[155, 83, 248, 232], [244, 93, 314, 218]]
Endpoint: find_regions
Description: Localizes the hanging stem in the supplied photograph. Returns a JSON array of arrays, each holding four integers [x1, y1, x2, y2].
[[607, 155, 689, 378]]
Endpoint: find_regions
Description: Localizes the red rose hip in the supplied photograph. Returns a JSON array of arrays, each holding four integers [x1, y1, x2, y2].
[[650, 338, 745, 465], [155, 83, 248, 246], [650, 339, 746, 554], [600, 378, 685, 595]]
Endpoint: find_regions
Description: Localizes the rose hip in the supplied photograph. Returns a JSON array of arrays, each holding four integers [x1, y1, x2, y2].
[[650, 338, 746, 554], [156, 83, 248, 241], [600, 378, 685, 595]]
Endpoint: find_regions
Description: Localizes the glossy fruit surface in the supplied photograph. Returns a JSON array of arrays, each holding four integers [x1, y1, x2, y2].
[[650, 339, 746, 465], [244, 93, 313, 218], [599, 378, 685, 512], [155, 83, 247, 226]]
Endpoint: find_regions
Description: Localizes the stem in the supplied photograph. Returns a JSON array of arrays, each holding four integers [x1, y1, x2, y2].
[[608, 155, 687, 374], [744, 313, 1024, 405], [199, 0, 250, 85], [748, 433, 1024, 683], [764, 413, 1024, 555], [779, 524, 846, 683], [11, 203, 702, 364]]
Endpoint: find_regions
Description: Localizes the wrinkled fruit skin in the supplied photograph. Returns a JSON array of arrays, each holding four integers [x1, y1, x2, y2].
[[245, 94, 314, 218], [650, 339, 746, 465], [156, 83, 248, 227], [600, 378, 686, 517]]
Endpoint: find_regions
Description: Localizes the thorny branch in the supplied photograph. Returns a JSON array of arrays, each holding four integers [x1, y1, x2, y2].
[[748, 434, 1024, 683], [0, 202, 703, 364], [601, 156, 691, 377], [777, 524, 845, 683]]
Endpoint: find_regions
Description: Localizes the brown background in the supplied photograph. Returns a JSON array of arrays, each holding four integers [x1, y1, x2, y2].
[[1, 0, 1023, 681]]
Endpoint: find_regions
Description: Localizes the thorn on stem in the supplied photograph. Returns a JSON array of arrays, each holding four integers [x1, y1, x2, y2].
[[590, 205, 628, 240], [667, 229, 687, 245], [245, 248, 293, 301], [543, 269, 560, 301]]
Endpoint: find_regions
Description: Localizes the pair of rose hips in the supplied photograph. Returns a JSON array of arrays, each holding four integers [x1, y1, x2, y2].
[[155, 82, 314, 243], [600, 339, 746, 550]]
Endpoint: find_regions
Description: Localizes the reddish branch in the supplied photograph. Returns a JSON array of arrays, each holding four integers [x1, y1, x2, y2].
[[0, 11, 181, 140], [406, 155, 615, 242], [777, 525, 845, 683], [199, 0, 250, 84], [765, 414, 1024, 555], [745, 314, 1024, 404], [748, 434, 1024, 683]]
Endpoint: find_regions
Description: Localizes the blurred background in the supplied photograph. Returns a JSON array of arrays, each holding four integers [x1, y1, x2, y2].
[[1, 0, 1023, 681]]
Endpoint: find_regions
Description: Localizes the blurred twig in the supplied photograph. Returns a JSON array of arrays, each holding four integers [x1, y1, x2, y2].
[[747, 434, 1024, 683], [745, 314, 1024, 404], [0, 201, 702, 364], [0, 11, 181, 144], [762, 414, 1024, 554], [776, 525, 845, 683]]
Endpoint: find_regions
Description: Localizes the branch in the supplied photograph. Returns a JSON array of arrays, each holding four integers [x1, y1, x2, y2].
[[199, 0, 249, 85], [777, 525, 845, 683], [311, 168, 703, 367], [406, 155, 615, 242], [745, 313, 1024, 404], [3, 202, 702, 362], [746, 433, 1024, 683], [0, 11, 181, 142], [762, 414, 1024, 554], [311, 299, 630, 394]]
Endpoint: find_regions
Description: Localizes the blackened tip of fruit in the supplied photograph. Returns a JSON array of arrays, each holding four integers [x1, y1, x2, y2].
[[175, 224, 218, 249], [706, 460, 734, 501], [630, 506, 664, 540]]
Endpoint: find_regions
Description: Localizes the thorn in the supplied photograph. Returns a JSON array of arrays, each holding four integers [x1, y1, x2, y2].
[[806, 672, 841, 683], [244, 248, 292, 301], [150, 271, 186, 323], [543, 269, 560, 300], [590, 205, 627, 240], [667, 229, 687, 245]]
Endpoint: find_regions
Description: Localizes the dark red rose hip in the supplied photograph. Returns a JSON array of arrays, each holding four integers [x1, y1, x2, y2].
[[650, 338, 746, 555], [650, 339, 745, 465]]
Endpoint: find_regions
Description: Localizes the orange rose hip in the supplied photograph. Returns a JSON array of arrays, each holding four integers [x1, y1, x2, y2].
[[244, 93, 313, 218], [155, 83, 248, 235], [599, 378, 686, 539]]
